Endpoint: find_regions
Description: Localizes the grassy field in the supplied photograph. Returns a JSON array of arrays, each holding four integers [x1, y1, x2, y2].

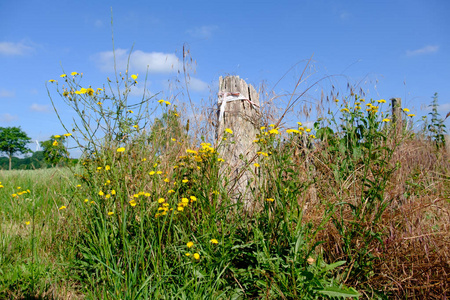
[[1, 73, 449, 299]]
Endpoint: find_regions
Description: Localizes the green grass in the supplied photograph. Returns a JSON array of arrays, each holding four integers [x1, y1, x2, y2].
[[0, 71, 448, 299]]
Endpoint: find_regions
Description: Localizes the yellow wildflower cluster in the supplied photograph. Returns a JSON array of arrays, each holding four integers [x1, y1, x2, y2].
[[365, 103, 379, 113], [11, 187, 30, 198]]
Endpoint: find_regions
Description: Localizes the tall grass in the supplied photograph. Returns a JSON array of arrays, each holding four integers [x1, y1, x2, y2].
[[1, 66, 449, 299]]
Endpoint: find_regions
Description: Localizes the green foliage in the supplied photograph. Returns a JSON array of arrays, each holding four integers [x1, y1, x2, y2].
[[40, 135, 70, 166], [0, 127, 32, 170], [427, 92, 447, 149], [315, 95, 399, 284]]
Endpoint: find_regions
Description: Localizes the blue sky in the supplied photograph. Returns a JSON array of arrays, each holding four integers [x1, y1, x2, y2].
[[1, 0, 449, 155]]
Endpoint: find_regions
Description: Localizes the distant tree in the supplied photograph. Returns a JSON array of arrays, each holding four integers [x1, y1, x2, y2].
[[40, 135, 70, 166], [0, 127, 32, 170]]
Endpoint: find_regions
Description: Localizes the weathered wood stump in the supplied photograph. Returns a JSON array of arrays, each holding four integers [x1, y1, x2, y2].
[[217, 76, 261, 209]]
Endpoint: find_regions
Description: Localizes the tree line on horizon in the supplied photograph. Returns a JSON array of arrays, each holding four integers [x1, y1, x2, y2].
[[0, 126, 78, 170]]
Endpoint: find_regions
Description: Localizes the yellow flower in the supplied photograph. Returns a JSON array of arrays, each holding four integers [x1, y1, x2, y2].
[[98, 190, 104, 196], [131, 74, 138, 80], [48, 79, 56, 83], [158, 198, 165, 203], [165, 101, 171, 105], [185, 252, 191, 256], [60, 74, 67, 78], [260, 126, 266, 130], [84, 199, 89, 203], [71, 72, 79, 76], [186, 149, 197, 154], [76, 184, 81, 188], [97, 88, 103, 91], [128, 110, 134, 113], [111, 190, 116, 195], [63, 133, 72, 137], [86, 88, 94, 96], [225, 128, 233, 134], [105, 194, 111, 199], [340, 108, 350, 113], [164, 178, 170, 183], [266, 198, 275, 202], [217, 158, 225, 162], [254, 163, 260, 167], [268, 128, 279, 134], [129, 200, 137, 207], [286, 129, 299, 134], [190, 196, 197, 202], [334, 99, 339, 102], [193, 253, 200, 260], [52, 140, 58, 146], [187, 241, 194, 248], [117, 147, 125, 152], [145, 193, 150, 197], [79, 88, 87, 94], [305, 128, 311, 132], [133, 125, 138, 128], [108, 212, 114, 216], [59, 205, 67, 210], [149, 171, 156, 175], [158, 99, 164, 103], [210, 239, 219, 244], [181, 198, 189, 203], [403, 108, 410, 112], [105, 165, 110, 170], [54, 135, 61, 138], [25, 221, 31, 225], [156, 171, 162, 175], [408, 114, 415, 117], [382, 118, 391, 122], [377, 99, 386, 103], [97, 102, 103, 105]]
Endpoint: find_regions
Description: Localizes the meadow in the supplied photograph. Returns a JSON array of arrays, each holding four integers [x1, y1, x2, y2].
[[0, 71, 449, 299]]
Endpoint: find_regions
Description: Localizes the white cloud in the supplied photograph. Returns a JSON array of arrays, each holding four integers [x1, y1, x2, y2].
[[94, 20, 103, 28], [93, 49, 181, 74], [30, 103, 51, 112], [128, 85, 153, 97], [0, 89, 15, 98], [339, 11, 350, 20], [0, 113, 18, 123], [187, 77, 209, 92], [0, 41, 34, 56], [186, 25, 218, 39], [406, 45, 439, 57]]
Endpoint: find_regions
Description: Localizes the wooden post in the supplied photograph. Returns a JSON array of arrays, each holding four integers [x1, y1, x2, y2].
[[217, 76, 260, 209], [391, 97, 402, 137]]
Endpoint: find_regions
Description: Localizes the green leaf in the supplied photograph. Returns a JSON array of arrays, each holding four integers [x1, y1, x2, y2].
[[317, 286, 360, 298]]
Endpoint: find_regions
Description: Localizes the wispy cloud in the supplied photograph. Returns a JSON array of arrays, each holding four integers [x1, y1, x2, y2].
[[0, 89, 15, 98], [0, 41, 34, 56], [339, 11, 350, 20], [0, 113, 18, 123], [93, 49, 181, 74], [187, 77, 209, 92], [94, 20, 103, 28], [30, 103, 51, 112], [186, 25, 218, 39], [406, 45, 439, 57]]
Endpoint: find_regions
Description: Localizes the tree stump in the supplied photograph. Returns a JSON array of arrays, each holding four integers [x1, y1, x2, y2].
[[217, 76, 260, 209]]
